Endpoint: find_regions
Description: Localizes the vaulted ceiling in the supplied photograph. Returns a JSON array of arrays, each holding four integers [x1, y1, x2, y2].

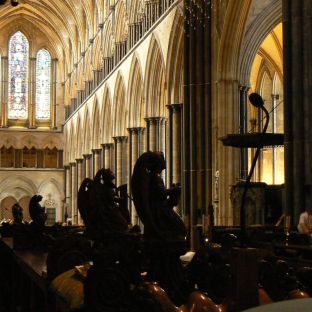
[[0, 0, 105, 56]]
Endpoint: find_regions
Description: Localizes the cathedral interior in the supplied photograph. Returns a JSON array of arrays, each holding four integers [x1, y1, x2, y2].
[[0, 0, 312, 311]]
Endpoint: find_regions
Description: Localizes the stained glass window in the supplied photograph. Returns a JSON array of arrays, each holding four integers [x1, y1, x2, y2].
[[8, 31, 29, 120], [36, 49, 51, 120]]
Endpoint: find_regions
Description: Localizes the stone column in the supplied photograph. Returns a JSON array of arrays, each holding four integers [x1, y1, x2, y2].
[[64, 165, 71, 222], [92, 149, 102, 176], [167, 104, 182, 185], [29, 57, 36, 128], [283, 0, 312, 223], [83, 154, 92, 178], [158, 117, 167, 155], [145, 117, 166, 152], [102, 143, 114, 170], [51, 58, 58, 129], [184, 0, 212, 249], [1, 56, 8, 127], [127, 127, 145, 225], [93, 69, 101, 89], [70, 162, 77, 224], [113, 136, 128, 187], [145, 117, 157, 151], [76, 158, 83, 224]]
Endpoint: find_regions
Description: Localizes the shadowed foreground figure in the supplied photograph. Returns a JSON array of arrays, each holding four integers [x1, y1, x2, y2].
[[75, 165, 227, 312], [131, 151, 186, 240], [12, 203, 23, 224], [29, 195, 47, 230], [78, 169, 128, 241]]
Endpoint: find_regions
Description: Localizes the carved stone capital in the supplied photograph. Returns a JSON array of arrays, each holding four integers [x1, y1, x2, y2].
[[113, 136, 128, 143], [127, 127, 145, 134], [166, 103, 182, 113], [101, 143, 114, 149]]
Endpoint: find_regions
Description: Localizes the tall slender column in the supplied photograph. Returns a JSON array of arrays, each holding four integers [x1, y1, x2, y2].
[[1, 56, 8, 127], [51, 58, 58, 129], [184, 0, 212, 249], [167, 104, 182, 185], [83, 154, 92, 178], [283, 0, 312, 223], [76, 158, 83, 224], [113, 136, 128, 187], [145, 117, 157, 151], [64, 165, 71, 222], [92, 149, 102, 176], [127, 127, 144, 225], [102, 143, 114, 170], [70, 162, 77, 224], [158, 117, 167, 154], [145, 117, 166, 152], [29, 57, 36, 128]]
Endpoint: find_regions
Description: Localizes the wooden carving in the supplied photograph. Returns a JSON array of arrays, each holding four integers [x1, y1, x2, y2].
[[131, 151, 186, 240], [29, 195, 47, 230], [78, 169, 128, 242], [12, 203, 23, 224]]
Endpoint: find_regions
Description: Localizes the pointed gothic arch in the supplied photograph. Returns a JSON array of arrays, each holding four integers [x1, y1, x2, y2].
[[113, 73, 127, 136], [166, 8, 184, 105], [144, 34, 166, 117], [101, 86, 113, 143], [8, 30, 29, 120], [91, 97, 101, 149], [82, 107, 92, 155], [127, 54, 144, 127]]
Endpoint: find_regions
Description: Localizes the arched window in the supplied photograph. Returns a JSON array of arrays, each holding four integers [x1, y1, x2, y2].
[[8, 31, 29, 120], [36, 49, 51, 120]]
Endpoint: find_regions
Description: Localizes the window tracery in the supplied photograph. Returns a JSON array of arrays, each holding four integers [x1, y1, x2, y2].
[[36, 49, 51, 120], [8, 31, 29, 120]]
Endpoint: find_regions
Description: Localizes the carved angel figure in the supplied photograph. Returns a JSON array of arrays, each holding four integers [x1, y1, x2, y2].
[[78, 169, 128, 242], [131, 151, 187, 240]]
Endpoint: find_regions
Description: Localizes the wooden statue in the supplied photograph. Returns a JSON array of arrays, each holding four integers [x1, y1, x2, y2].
[[131, 151, 186, 240], [29, 195, 47, 230], [78, 169, 128, 242], [12, 203, 23, 224]]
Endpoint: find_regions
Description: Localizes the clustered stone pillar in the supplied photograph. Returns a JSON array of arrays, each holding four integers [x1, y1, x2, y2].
[[0, 56, 8, 127], [145, 117, 167, 182], [64, 165, 71, 222], [128, 127, 145, 225], [102, 143, 114, 170], [28, 57, 36, 128], [76, 158, 83, 224], [145, 117, 167, 153], [83, 154, 92, 178], [70, 162, 77, 224], [283, 0, 312, 223], [113, 136, 128, 187], [184, 0, 212, 249], [92, 149, 102, 176]]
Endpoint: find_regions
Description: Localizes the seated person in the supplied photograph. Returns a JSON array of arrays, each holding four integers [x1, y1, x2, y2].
[[298, 207, 312, 236]]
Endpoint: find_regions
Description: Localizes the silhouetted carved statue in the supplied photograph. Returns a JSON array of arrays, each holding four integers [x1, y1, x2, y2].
[[131, 151, 186, 240], [78, 169, 128, 242], [12, 202, 28, 249], [12, 203, 23, 224], [29, 195, 47, 230], [78, 169, 142, 312]]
